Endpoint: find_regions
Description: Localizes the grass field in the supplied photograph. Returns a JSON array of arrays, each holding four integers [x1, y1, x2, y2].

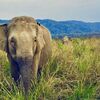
[[0, 38, 100, 100]]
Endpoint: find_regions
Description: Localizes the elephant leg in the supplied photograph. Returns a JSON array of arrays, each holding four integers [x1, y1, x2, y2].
[[33, 52, 41, 80], [10, 61, 20, 85], [7, 54, 20, 85]]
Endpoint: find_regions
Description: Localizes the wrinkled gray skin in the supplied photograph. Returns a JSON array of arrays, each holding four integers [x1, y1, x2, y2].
[[0, 16, 52, 99]]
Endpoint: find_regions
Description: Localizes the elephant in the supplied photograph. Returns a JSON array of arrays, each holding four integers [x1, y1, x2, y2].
[[0, 16, 52, 98]]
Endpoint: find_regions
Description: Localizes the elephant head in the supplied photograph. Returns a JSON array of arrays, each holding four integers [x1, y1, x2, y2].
[[0, 16, 51, 97]]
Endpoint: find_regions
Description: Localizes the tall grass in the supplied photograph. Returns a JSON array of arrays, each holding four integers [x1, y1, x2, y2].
[[0, 38, 100, 100]]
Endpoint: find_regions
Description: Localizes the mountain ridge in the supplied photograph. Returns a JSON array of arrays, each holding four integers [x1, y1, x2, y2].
[[0, 19, 100, 38]]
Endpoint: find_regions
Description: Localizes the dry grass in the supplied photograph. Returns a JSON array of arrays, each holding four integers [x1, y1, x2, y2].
[[0, 38, 100, 100]]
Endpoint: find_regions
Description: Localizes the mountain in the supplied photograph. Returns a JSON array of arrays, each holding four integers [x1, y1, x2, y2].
[[0, 19, 100, 38], [37, 19, 100, 38], [0, 20, 9, 25]]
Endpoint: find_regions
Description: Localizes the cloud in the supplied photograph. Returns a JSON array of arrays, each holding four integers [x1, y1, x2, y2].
[[0, 0, 100, 22]]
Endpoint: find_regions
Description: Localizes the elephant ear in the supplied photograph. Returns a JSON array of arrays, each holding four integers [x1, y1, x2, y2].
[[36, 24, 45, 52], [0, 24, 7, 51]]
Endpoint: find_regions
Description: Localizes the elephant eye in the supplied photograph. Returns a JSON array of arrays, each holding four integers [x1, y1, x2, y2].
[[10, 37, 17, 55]]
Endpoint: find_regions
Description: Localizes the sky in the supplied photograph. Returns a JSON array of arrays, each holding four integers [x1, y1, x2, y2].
[[0, 0, 100, 22]]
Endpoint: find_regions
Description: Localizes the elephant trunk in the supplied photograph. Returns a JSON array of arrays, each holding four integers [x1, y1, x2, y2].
[[17, 57, 33, 98]]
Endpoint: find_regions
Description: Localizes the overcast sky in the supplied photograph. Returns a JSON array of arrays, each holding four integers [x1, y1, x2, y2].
[[0, 0, 100, 22]]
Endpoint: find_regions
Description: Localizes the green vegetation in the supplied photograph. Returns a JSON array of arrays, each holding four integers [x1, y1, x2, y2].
[[0, 38, 100, 100]]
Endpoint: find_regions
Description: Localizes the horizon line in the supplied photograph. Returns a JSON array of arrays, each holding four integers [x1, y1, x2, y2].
[[0, 17, 100, 23]]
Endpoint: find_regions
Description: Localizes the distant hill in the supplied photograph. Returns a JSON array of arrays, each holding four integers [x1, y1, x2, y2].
[[0, 19, 100, 38], [0, 20, 9, 25], [37, 19, 100, 38]]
